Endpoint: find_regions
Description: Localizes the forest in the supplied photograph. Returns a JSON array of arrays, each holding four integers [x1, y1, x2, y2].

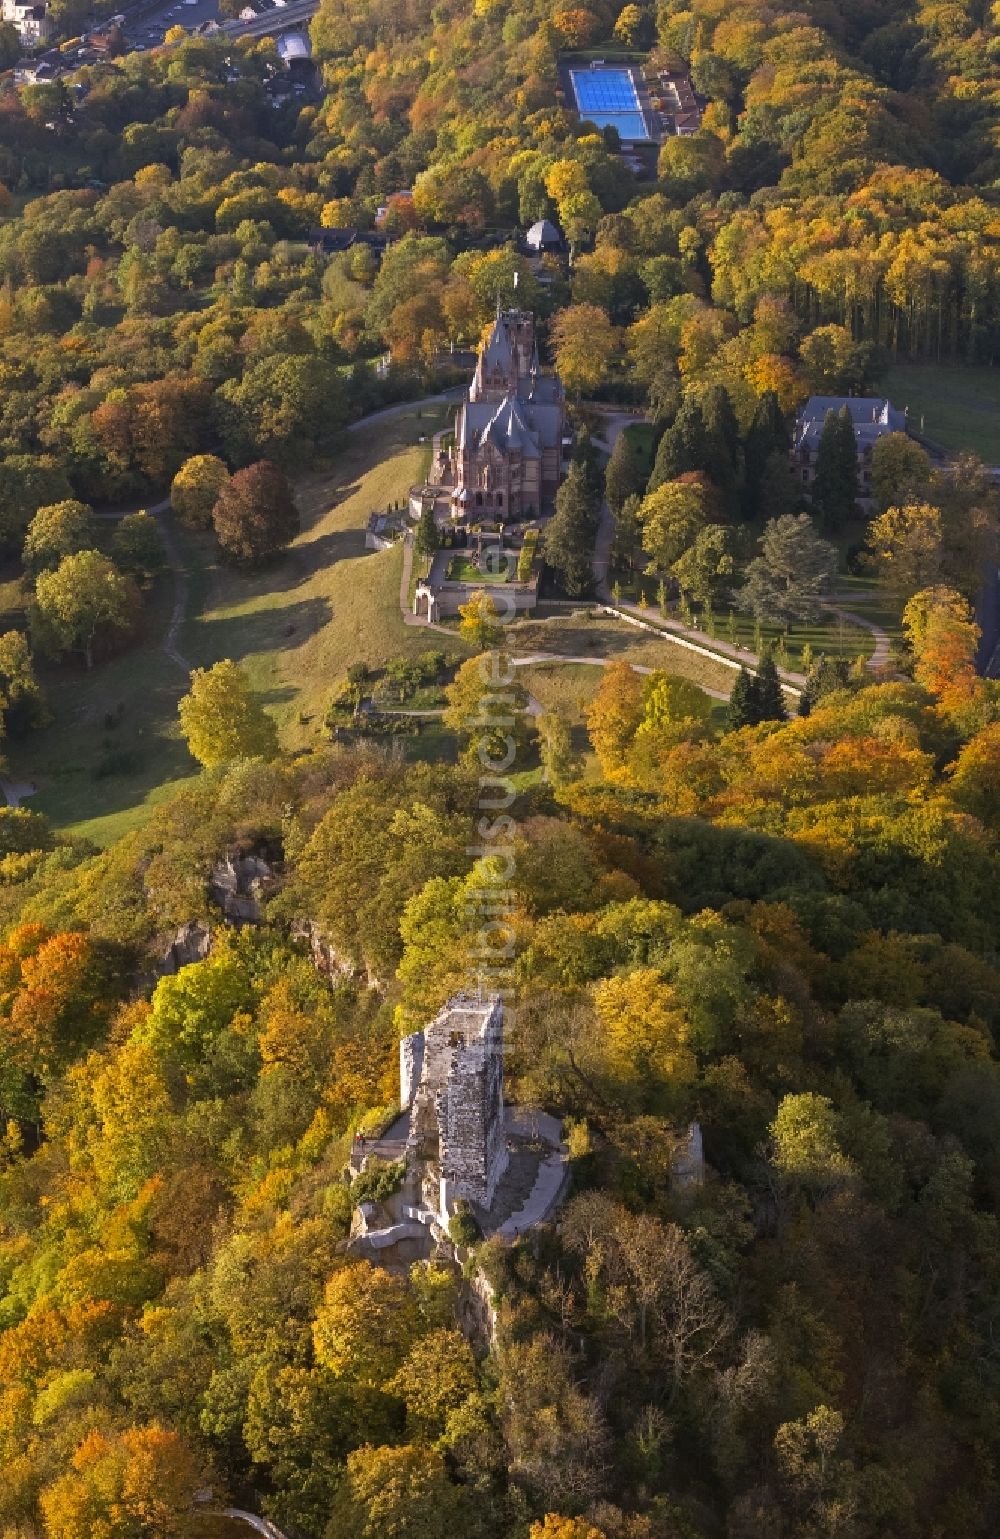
[[0, 0, 998, 1533]]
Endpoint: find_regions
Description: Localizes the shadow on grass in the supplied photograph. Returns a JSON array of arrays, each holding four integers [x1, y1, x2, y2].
[[186, 596, 333, 669]]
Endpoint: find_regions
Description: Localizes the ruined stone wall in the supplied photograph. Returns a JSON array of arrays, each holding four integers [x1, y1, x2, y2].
[[405, 995, 508, 1214], [399, 1032, 425, 1109]]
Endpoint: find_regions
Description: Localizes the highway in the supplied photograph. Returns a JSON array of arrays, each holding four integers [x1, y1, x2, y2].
[[219, 0, 319, 37], [122, 0, 317, 51]]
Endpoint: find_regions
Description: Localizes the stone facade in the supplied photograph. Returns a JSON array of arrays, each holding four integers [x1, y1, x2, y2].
[[450, 308, 566, 521], [401, 993, 508, 1216]]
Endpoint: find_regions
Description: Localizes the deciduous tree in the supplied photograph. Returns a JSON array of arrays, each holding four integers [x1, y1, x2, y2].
[[22, 500, 95, 578], [178, 660, 278, 767], [212, 460, 299, 564], [30, 550, 136, 669], [170, 453, 230, 529]]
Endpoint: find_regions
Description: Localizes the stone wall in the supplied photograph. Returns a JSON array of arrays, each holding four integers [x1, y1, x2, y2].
[[405, 994, 508, 1216], [399, 1031, 425, 1110]]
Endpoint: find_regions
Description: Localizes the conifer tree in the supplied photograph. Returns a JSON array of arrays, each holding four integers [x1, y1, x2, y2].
[[649, 398, 707, 491], [543, 461, 599, 597], [811, 407, 858, 532], [702, 384, 742, 516], [743, 390, 789, 520], [414, 503, 439, 558], [604, 433, 644, 514], [727, 666, 759, 729], [755, 653, 788, 722]]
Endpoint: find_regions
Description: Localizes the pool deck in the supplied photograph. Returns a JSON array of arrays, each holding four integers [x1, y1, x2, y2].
[[558, 55, 663, 153]]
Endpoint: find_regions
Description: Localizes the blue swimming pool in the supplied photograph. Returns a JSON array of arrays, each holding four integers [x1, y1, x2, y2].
[[570, 66, 650, 141]]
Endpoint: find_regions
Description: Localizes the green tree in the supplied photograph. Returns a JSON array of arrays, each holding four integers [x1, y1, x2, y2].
[[111, 512, 165, 583], [870, 432, 931, 512], [22, 500, 95, 579], [538, 710, 582, 786], [328, 1443, 472, 1539], [178, 660, 279, 766], [810, 406, 858, 531], [727, 666, 759, 730], [671, 524, 735, 605], [30, 551, 136, 669], [0, 631, 46, 735], [649, 397, 708, 491], [604, 432, 644, 514], [414, 503, 439, 559], [743, 390, 790, 520], [543, 461, 599, 597], [769, 1092, 854, 1190], [639, 478, 706, 574], [443, 653, 532, 766], [313, 1262, 420, 1385], [611, 493, 642, 575], [738, 514, 837, 625], [755, 654, 788, 722], [170, 454, 230, 529], [212, 460, 299, 564]]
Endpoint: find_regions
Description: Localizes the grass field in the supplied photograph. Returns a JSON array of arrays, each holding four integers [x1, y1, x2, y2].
[[7, 405, 461, 845], [882, 364, 1000, 462], [507, 613, 743, 698]]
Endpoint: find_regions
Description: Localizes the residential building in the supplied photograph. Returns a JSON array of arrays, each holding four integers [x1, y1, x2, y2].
[[793, 395, 907, 492]]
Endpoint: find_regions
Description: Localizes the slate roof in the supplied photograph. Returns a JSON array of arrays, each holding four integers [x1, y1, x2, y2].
[[525, 218, 562, 250], [795, 396, 906, 453]]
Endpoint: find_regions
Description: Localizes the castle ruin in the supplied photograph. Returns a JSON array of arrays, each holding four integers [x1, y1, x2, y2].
[[400, 993, 508, 1221]]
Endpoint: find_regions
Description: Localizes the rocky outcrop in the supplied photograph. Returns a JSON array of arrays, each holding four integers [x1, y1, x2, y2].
[[159, 920, 212, 975], [289, 918, 357, 980], [209, 853, 278, 925]]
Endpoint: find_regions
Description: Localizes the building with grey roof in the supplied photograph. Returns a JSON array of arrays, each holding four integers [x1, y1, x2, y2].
[[793, 396, 907, 494], [450, 307, 566, 519]]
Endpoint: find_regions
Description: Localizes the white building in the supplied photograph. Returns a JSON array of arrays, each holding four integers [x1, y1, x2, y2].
[[2, 0, 51, 45]]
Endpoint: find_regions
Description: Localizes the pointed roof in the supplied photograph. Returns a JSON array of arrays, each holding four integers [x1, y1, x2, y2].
[[480, 392, 540, 457], [480, 313, 514, 374]]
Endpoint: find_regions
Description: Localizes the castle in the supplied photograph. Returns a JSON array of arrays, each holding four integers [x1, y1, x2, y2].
[[448, 307, 567, 521]]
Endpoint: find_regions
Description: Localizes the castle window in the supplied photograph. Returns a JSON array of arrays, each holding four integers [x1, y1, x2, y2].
[[497, 493, 503, 507], [476, 492, 483, 507]]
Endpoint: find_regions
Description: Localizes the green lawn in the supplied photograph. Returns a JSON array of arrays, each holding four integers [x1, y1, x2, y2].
[[622, 422, 656, 475], [446, 555, 515, 584], [7, 404, 466, 846], [882, 363, 1000, 462]]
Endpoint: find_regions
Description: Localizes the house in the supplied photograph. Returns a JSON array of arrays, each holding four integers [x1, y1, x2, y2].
[[2, 0, 51, 45], [524, 218, 564, 254], [793, 395, 907, 493], [449, 305, 567, 521]]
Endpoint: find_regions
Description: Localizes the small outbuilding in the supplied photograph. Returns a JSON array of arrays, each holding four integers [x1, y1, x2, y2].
[[525, 218, 564, 253]]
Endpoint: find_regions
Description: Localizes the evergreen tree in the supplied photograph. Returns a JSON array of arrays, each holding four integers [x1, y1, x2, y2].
[[727, 666, 759, 729], [755, 653, 788, 722], [702, 384, 743, 516], [811, 406, 858, 532], [543, 461, 599, 597], [414, 503, 439, 558], [649, 398, 707, 491], [571, 425, 603, 500], [604, 433, 644, 514], [612, 492, 642, 574], [743, 390, 790, 520]]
